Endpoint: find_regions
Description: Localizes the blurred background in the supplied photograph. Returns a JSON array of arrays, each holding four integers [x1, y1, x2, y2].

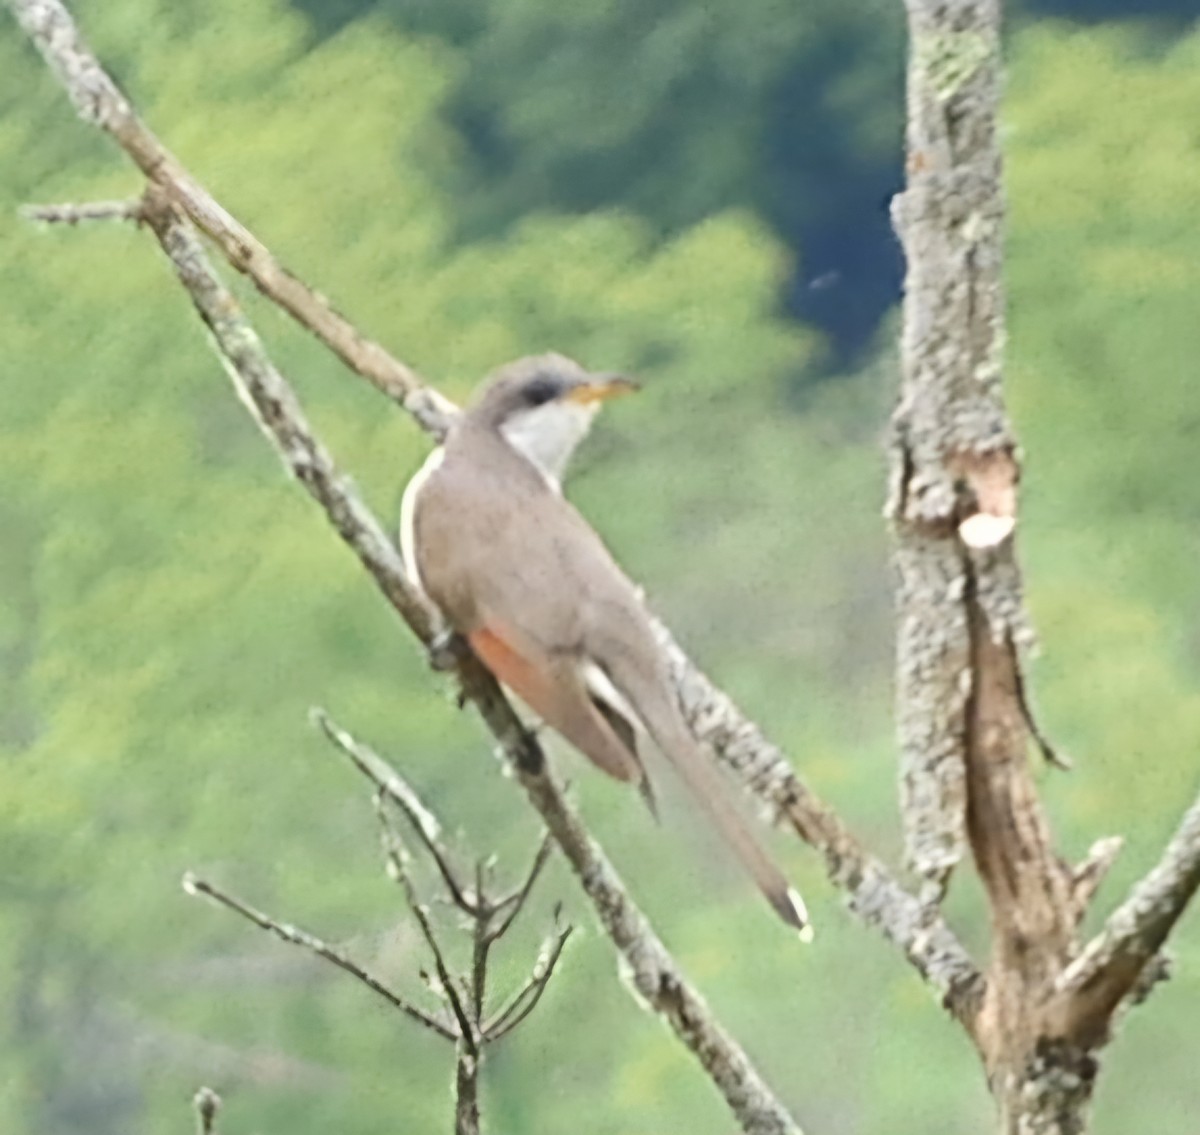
[[2, 0, 1200, 1131]]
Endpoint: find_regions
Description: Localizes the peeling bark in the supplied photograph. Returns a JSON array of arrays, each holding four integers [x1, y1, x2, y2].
[[892, 0, 1200, 1130], [893, 0, 1083, 1129]]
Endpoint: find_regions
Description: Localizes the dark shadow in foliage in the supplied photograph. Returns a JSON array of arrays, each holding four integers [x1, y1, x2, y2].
[[284, 0, 1189, 376]]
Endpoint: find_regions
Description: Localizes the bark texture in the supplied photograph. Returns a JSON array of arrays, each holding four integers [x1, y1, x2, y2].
[[891, 0, 1084, 1125]]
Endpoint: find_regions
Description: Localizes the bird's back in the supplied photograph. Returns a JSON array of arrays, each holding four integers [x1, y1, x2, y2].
[[413, 424, 646, 657]]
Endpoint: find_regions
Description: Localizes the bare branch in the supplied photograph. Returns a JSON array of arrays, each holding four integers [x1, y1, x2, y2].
[[512, 759, 806, 1135], [181, 872, 455, 1041], [484, 923, 574, 1042], [6, 0, 455, 436], [1052, 790, 1200, 1044], [193, 1087, 220, 1135], [375, 799, 478, 1049], [313, 708, 476, 915], [470, 860, 491, 1023], [490, 832, 554, 942], [135, 186, 440, 645], [454, 1040, 480, 1135], [20, 199, 141, 225]]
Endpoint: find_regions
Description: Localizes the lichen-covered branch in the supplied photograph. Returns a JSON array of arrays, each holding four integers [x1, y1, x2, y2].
[[134, 196, 802, 1135], [892, 0, 1089, 1129], [513, 755, 804, 1135]]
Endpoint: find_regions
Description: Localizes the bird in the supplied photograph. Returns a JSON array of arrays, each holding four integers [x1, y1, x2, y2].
[[400, 353, 811, 937]]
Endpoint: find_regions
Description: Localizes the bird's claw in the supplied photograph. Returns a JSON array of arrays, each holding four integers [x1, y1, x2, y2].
[[429, 630, 467, 673]]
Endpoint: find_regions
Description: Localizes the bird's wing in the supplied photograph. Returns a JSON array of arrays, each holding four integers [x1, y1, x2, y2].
[[468, 618, 646, 786], [413, 451, 652, 790]]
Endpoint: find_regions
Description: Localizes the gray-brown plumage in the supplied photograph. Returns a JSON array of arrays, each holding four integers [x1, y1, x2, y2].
[[401, 354, 810, 936]]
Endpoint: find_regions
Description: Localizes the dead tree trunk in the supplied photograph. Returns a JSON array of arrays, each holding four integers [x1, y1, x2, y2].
[[890, 1, 1196, 1131], [891, 0, 1091, 1127]]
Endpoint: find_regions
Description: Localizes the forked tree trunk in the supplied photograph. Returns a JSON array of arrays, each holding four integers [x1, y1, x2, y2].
[[892, 1, 1094, 1131]]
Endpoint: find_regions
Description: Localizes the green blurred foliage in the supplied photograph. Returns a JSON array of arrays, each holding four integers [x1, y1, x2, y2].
[[0, 2, 1198, 1134], [292, 0, 907, 366]]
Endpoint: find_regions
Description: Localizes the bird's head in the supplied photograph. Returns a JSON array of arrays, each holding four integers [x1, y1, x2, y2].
[[466, 353, 638, 485]]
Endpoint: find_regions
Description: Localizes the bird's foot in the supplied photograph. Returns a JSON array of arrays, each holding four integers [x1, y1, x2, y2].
[[428, 630, 467, 673]]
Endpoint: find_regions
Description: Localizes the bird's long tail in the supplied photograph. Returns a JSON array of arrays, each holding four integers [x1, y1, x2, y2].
[[633, 680, 812, 939]]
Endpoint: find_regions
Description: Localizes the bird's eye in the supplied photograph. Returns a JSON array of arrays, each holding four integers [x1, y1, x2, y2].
[[523, 377, 560, 406]]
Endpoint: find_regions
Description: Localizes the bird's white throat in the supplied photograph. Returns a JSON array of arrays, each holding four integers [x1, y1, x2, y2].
[[500, 399, 600, 487]]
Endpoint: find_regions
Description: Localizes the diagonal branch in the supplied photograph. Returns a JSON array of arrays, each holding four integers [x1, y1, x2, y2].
[[491, 833, 554, 943], [181, 873, 455, 1041], [6, 0, 455, 436], [1051, 788, 1200, 1045], [134, 195, 803, 1135], [662, 629, 983, 1026], [6, 0, 984, 1026]]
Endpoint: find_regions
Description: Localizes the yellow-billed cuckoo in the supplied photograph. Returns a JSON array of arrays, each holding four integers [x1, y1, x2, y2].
[[400, 354, 810, 936]]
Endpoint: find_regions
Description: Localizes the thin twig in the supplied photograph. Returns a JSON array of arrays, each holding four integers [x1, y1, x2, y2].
[[21, 198, 141, 224], [484, 924, 574, 1042], [181, 872, 454, 1041], [313, 708, 477, 914], [375, 800, 478, 1051], [490, 833, 554, 942], [1071, 836, 1124, 920]]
